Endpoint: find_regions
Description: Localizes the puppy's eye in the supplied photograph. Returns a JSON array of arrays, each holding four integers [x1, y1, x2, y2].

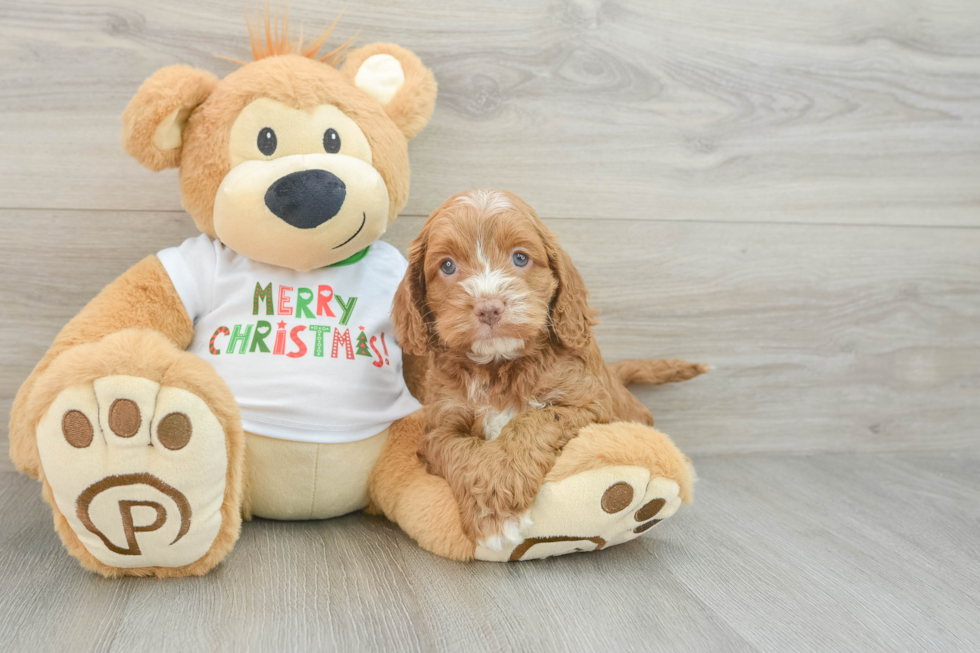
[[257, 127, 277, 156], [440, 259, 457, 275], [323, 128, 341, 154], [512, 252, 530, 268]]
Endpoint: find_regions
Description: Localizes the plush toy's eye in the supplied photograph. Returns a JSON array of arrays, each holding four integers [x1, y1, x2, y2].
[[323, 128, 341, 154], [512, 252, 530, 268], [440, 259, 457, 275], [257, 127, 277, 156]]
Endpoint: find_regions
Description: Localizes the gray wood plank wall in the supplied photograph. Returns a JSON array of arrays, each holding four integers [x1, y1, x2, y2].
[[2, 0, 978, 469], [3, 1, 980, 226]]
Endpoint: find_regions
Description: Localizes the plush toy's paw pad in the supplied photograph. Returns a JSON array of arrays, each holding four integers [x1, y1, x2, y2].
[[37, 376, 228, 570], [474, 466, 683, 562], [618, 476, 682, 539]]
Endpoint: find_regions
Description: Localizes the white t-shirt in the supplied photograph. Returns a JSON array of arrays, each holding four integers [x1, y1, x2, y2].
[[157, 234, 421, 444]]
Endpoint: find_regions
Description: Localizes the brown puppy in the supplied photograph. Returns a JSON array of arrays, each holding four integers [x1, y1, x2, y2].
[[393, 189, 705, 548]]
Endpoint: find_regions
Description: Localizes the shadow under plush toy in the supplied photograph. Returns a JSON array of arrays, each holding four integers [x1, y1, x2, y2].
[[9, 15, 703, 576]]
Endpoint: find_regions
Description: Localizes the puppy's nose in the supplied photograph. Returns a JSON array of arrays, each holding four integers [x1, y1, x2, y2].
[[264, 169, 346, 229], [474, 300, 504, 326]]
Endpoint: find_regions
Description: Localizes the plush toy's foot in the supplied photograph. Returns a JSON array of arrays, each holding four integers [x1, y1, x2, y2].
[[475, 465, 682, 561], [31, 330, 244, 577], [475, 421, 694, 562], [370, 417, 693, 563]]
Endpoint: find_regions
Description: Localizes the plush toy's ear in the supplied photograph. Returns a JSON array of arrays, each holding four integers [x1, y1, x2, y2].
[[544, 232, 599, 352], [344, 43, 437, 140], [121, 65, 218, 171], [392, 233, 432, 355]]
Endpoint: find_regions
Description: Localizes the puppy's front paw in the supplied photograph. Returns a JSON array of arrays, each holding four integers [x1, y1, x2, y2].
[[477, 512, 533, 551]]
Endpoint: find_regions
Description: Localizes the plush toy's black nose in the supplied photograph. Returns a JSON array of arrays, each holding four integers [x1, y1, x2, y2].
[[264, 170, 346, 229]]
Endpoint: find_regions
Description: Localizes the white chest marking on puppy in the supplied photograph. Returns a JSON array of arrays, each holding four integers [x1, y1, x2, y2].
[[483, 407, 516, 441], [467, 377, 488, 403]]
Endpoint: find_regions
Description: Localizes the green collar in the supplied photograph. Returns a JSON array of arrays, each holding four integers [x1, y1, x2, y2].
[[326, 246, 370, 268]]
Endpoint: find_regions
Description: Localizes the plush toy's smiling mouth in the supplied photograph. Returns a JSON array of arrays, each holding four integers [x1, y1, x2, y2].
[[333, 212, 366, 249]]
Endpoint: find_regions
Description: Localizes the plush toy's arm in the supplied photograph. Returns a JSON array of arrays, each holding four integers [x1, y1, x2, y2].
[[9, 255, 192, 477]]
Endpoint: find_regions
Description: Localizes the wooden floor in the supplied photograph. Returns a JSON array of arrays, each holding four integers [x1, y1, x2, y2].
[[3, 452, 979, 651], [1, 0, 978, 651]]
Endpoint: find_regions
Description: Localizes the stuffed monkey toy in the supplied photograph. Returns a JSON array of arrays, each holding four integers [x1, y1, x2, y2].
[[8, 16, 695, 576]]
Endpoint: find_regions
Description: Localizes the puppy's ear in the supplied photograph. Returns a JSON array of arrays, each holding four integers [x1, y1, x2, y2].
[[545, 233, 598, 352], [344, 43, 437, 140], [392, 234, 431, 355], [121, 65, 217, 171]]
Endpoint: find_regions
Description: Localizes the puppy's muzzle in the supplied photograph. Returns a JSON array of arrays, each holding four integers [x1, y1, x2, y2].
[[264, 169, 347, 229]]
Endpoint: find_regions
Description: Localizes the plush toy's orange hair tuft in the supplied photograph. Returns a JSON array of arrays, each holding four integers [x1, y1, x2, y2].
[[220, 5, 354, 66]]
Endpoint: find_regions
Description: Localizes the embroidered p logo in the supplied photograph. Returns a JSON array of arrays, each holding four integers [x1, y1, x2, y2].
[[75, 473, 192, 556]]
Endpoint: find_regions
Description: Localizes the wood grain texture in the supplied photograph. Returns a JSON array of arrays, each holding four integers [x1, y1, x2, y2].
[[0, 0, 979, 225], [2, 209, 977, 462], [2, 451, 978, 652]]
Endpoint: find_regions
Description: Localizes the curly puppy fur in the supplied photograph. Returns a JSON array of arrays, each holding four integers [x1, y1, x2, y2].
[[392, 189, 706, 542]]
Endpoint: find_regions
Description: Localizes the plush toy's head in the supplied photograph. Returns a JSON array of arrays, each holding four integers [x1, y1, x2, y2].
[[122, 17, 436, 271]]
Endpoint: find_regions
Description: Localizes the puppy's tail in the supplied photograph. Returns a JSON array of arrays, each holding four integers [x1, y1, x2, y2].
[[608, 359, 709, 387]]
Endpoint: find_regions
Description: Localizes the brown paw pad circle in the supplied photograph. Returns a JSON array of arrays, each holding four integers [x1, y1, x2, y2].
[[62, 410, 94, 448], [635, 498, 666, 522], [157, 412, 192, 450], [108, 399, 141, 437], [601, 482, 634, 513], [634, 519, 662, 534]]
